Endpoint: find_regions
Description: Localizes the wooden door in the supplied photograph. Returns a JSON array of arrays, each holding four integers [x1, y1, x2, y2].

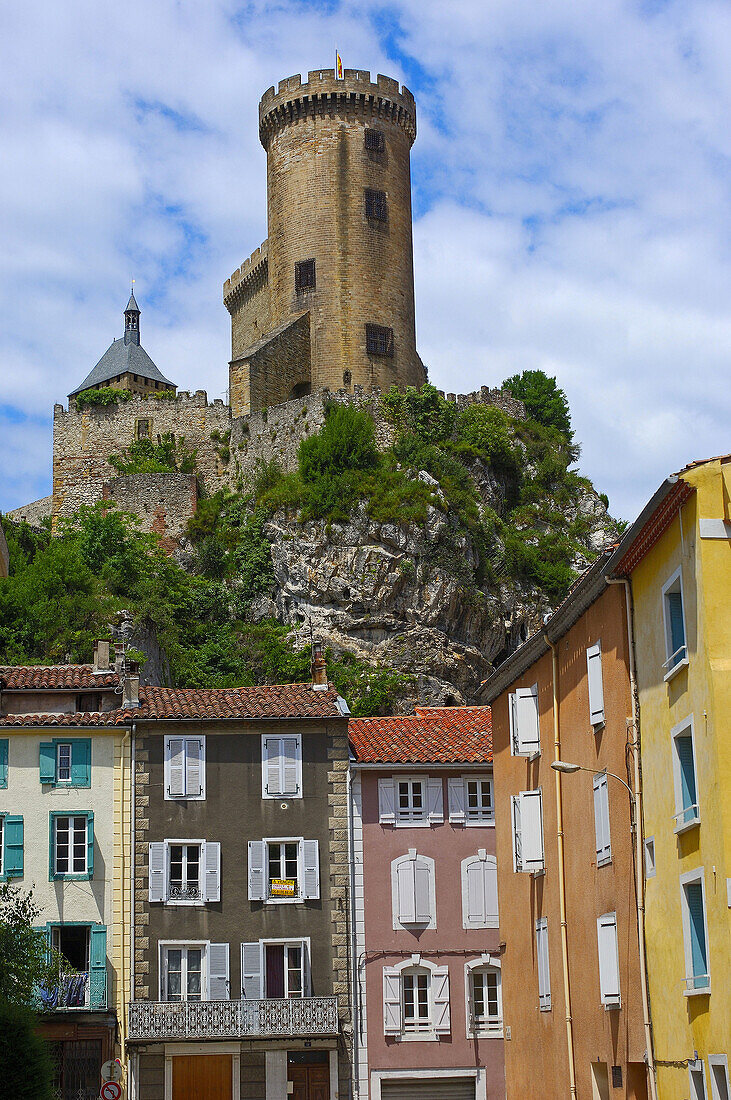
[[172, 1054, 232, 1100], [289, 1064, 329, 1100]]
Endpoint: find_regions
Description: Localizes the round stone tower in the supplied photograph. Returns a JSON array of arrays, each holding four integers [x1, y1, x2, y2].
[[224, 68, 425, 417]]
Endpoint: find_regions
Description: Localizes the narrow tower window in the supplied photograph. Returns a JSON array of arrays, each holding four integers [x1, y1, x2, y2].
[[295, 259, 316, 292], [365, 128, 385, 152], [366, 324, 394, 358], [365, 189, 387, 220]]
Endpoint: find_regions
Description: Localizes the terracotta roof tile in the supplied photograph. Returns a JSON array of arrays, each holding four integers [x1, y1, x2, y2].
[[0, 665, 120, 690], [349, 707, 492, 764]]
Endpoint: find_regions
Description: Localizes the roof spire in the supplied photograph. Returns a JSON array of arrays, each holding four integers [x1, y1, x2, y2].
[[124, 284, 140, 346]]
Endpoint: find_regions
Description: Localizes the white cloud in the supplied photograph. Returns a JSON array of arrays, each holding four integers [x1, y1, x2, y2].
[[1, 0, 730, 519]]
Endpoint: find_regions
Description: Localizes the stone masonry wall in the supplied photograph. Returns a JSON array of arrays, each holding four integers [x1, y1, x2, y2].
[[102, 473, 198, 551], [229, 311, 311, 419]]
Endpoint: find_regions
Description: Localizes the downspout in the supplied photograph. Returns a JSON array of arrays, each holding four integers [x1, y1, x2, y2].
[[118, 723, 131, 1057], [545, 635, 577, 1100], [347, 763, 359, 1099], [605, 578, 658, 1100], [128, 720, 136, 1096]]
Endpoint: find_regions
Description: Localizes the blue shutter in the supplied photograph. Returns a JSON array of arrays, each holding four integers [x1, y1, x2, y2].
[[4, 816, 24, 877], [70, 740, 91, 787], [686, 883, 708, 988], [0, 740, 8, 788], [39, 743, 56, 784], [667, 591, 685, 656], [86, 813, 94, 876], [89, 926, 107, 1008], [677, 736, 697, 824]]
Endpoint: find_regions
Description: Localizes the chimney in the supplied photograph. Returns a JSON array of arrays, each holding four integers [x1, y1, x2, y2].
[[114, 642, 125, 677], [93, 639, 110, 672], [311, 640, 328, 690], [123, 661, 140, 709]]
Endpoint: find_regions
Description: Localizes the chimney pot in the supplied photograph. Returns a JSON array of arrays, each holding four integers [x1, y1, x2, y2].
[[93, 639, 110, 672], [311, 640, 328, 690], [123, 670, 140, 709]]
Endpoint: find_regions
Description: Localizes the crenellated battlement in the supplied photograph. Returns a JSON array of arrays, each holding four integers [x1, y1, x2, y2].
[[223, 240, 269, 309], [53, 390, 226, 419], [258, 68, 416, 147]]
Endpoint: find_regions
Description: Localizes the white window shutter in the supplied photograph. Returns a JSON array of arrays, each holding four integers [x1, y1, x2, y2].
[[167, 739, 185, 797], [241, 941, 262, 1000], [484, 857, 499, 926], [301, 840, 320, 899], [281, 736, 300, 796], [383, 968, 401, 1035], [208, 942, 229, 1000], [263, 736, 281, 797], [186, 738, 203, 798], [448, 777, 466, 823], [432, 966, 451, 1034], [378, 778, 396, 824], [148, 842, 167, 902], [248, 841, 266, 901], [587, 643, 605, 725], [509, 693, 519, 754], [396, 859, 417, 924], [465, 858, 487, 926], [516, 685, 540, 754], [593, 773, 611, 865], [427, 777, 444, 823], [511, 795, 522, 872], [520, 790, 544, 872], [597, 913, 621, 1006], [203, 841, 221, 902], [414, 859, 432, 924], [536, 918, 551, 1009]]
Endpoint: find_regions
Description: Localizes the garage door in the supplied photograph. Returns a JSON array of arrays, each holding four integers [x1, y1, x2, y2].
[[380, 1078, 476, 1100], [172, 1055, 233, 1100]]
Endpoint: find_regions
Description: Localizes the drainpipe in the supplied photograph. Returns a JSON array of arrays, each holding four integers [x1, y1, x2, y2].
[[605, 578, 658, 1100], [128, 719, 136, 1094], [347, 764, 360, 1099], [544, 635, 577, 1100], [119, 723, 131, 1059]]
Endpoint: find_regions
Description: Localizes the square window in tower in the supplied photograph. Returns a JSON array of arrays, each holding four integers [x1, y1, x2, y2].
[[295, 259, 316, 292], [365, 128, 385, 152], [365, 189, 387, 220], [366, 324, 394, 358]]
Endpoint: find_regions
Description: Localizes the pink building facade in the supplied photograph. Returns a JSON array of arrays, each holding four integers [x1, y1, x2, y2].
[[349, 707, 505, 1100]]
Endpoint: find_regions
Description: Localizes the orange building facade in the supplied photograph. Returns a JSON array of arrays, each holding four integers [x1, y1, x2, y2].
[[481, 557, 651, 1100]]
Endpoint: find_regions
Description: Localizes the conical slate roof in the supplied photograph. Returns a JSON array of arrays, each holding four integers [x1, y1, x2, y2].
[[68, 339, 176, 397], [125, 290, 140, 312]]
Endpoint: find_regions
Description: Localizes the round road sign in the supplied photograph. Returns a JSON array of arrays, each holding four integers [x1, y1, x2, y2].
[[101, 1060, 123, 1082], [100, 1082, 122, 1100]]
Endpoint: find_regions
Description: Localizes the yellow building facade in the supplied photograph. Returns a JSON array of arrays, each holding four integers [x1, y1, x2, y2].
[[614, 457, 731, 1100]]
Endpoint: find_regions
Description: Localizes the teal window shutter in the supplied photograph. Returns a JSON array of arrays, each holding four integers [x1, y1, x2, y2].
[[668, 590, 685, 656], [0, 740, 7, 788], [686, 883, 708, 988], [71, 740, 91, 787], [4, 816, 24, 878], [89, 925, 107, 1008], [677, 736, 698, 824], [39, 743, 56, 784], [87, 813, 94, 877]]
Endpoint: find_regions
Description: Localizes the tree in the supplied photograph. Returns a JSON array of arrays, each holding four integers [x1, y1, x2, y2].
[[0, 1002, 55, 1100], [0, 884, 60, 1006], [502, 369, 573, 439]]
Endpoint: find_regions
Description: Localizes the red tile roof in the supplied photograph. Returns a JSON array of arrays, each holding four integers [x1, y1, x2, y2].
[[349, 707, 492, 764], [0, 681, 346, 726], [0, 665, 120, 690]]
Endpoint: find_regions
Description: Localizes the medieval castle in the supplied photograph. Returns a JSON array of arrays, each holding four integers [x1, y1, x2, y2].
[[11, 68, 523, 544]]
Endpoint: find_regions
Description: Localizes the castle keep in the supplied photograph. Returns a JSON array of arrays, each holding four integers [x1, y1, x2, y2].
[[224, 69, 426, 417]]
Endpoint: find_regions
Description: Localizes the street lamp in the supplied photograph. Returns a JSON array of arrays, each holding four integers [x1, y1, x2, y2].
[[550, 759, 635, 820]]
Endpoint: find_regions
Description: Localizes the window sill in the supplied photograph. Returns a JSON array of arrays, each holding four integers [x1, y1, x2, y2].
[[463, 818, 495, 828], [469, 1028, 504, 1039], [50, 874, 92, 881], [393, 818, 431, 827], [395, 1031, 440, 1042], [597, 856, 613, 868], [673, 815, 700, 836], [261, 793, 302, 801], [683, 984, 710, 997], [539, 1004, 552, 1013], [591, 720, 606, 733], [264, 897, 304, 905], [603, 1001, 621, 1011], [663, 656, 689, 683]]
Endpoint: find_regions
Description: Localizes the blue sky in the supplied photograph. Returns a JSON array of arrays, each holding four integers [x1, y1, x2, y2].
[[1, 0, 730, 520]]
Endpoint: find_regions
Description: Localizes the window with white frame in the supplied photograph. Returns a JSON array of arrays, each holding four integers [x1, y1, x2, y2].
[[383, 958, 450, 1039], [536, 917, 551, 1010], [672, 717, 700, 831], [644, 837, 656, 878], [247, 838, 320, 902], [597, 912, 621, 1008], [52, 813, 93, 878], [261, 735, 302, 798], [593, 772, 612, 866], [511, 789, 544, 873], [586, 641, 605, 726], [680, 869, 710, 992], [160, 943, 217, 1002], [448, 775, 494, 824], [509, 684, 540, 755], [240, 939, 310, 999], [662, 567, 688, 678], [148, 840, 221, 904], [391, 850, 436, 929], [689, 1060, 709, 1100], [466, 959, 502, 1036], [378, 776, 443, 826], [56, 743, 72, 782], [461, 850, 498, 928], [709, 1056, 730, 1100], [164, 735, 205, 800]]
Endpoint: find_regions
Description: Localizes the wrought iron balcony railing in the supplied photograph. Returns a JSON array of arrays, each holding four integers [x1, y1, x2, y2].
[[128, 996, 339, 1041]]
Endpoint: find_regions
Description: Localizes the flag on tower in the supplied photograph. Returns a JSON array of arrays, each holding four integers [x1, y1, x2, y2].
[[335, 51, 344, 80]]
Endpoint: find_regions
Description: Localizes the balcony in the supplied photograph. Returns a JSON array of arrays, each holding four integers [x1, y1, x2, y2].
[[38, 970, 106, 1011], [128, 996, 339, 1041]]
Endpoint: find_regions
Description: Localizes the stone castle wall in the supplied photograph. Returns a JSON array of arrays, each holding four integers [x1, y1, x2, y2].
[[101, 473, 198, 551]]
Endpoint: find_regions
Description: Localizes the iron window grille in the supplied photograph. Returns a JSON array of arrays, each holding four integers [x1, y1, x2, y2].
[[295, 259, 316, 292], [365, 188, 387, 220], [365, 324, 394, 357], [611, 1067, 623, 1088], [365, 128, 385, 152]]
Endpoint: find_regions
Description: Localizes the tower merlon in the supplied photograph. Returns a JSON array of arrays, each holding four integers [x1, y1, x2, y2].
[[223, 240, 269, 310]]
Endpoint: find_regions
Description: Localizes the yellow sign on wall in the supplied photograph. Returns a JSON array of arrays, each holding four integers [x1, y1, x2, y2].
[[270, 878, 296, 897]]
